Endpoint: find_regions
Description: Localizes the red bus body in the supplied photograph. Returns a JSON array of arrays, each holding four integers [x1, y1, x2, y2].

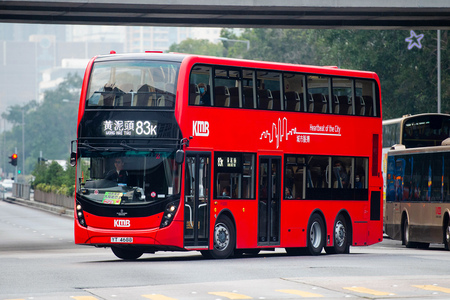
[[74, 53, 383, 259]]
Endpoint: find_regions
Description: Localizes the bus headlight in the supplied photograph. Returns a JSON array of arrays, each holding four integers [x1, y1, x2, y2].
[[76, 201, 87, 228], [160, 201, 179, 228]]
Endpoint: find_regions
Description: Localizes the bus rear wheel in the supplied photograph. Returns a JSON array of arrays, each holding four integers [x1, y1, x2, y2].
[[445, 218, 450, 250], [111, 246, 143, 260], [210, 215, 235, 259], [307, 213, 325, 255], [326, 214, 350, 254], [402, 218, 416, 248]]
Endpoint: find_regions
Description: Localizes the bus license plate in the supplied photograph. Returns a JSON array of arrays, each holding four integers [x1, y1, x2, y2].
[[111, 237, 133, 243]]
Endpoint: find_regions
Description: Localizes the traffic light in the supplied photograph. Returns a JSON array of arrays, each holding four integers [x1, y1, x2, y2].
[[9, 153, 18, 166]]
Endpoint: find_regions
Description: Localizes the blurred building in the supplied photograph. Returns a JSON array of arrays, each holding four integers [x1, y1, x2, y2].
[[0, 23, 221, 115]]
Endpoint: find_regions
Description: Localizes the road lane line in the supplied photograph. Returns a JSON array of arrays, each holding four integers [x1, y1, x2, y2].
[[343, 287, 394, 296], [276, 289, 323, 297], [142, 295, 178, 300], [208, 291, 252, 299], [413, 285, 450, 294], [71, 297, 99, 300]]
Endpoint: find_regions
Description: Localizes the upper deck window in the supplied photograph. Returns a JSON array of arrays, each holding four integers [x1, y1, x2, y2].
[[86, 61, 180, 108], [188, 64, 380, 118]]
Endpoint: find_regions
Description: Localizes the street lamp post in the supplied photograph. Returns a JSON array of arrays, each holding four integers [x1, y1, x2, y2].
[[21, 110, 25, 178]]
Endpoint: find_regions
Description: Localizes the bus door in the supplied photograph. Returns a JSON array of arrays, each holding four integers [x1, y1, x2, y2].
[[184, 152, 210, 248], [258, 156, 281, 245]]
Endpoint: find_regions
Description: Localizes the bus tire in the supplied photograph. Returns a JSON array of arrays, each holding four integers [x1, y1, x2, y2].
[[111, 246, 143, 260], [326, 214, 350, 254], [402, 218, 416, 248], [200, 250, 213, 259], [211, 215, 235, 259], [307, 213, 325, 256], [445, 217, 450, 250]]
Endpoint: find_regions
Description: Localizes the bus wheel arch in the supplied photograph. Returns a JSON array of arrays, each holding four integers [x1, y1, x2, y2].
[[210, 210, 236, 259], [443, 212, 450, 250], [326, 210, 352, 254], [307, 210, 326, 255]]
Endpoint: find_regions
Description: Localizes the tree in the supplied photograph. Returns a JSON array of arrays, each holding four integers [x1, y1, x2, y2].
[[169, 38, 224, 56], [237, 28, 319, 65], [315, 30, 448, 119], [1, 73, 81, 177]]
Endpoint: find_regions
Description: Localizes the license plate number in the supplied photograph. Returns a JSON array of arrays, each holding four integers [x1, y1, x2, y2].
[[111, 237, 133, 243]]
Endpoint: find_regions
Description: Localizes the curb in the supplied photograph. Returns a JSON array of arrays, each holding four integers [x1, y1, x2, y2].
[[3, 196, 73, 219]]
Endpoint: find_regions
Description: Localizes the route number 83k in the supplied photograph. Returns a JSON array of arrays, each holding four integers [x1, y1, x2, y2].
[[136, 121, 157, 136]]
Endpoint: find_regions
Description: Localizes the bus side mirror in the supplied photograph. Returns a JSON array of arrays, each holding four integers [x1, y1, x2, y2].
[[70, 152, 77, 167], [175, 150, 185, 164]]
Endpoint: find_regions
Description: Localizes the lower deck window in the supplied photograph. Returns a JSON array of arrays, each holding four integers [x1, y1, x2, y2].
[[214, 152, 256, 199], [284, 154, 369, 200]]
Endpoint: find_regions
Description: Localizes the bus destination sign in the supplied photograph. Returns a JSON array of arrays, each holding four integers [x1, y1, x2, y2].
[[102, 120, 158, 137], [216, 154, 242, 173]]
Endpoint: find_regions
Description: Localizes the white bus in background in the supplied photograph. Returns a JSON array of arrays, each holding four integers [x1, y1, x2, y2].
[[382, 113, 450, 200], [383, 113, 450, 249]]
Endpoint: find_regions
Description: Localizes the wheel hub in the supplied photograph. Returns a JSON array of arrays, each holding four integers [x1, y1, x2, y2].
[[214, 223, 229, 251], [310, 221, 322, 248], [335, 221, 346, 247]]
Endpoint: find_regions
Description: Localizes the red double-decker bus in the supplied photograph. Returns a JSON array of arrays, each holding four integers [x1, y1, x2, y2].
[[72, 52, 383, 259]]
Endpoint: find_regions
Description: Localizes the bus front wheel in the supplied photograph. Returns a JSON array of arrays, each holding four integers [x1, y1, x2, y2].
[[210, 215, 235, 259], [111, 246, 143, 260], [307, 213, 325, 255]]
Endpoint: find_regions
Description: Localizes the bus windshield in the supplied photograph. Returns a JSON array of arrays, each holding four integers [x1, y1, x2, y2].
[[402, 115, 450, 148], [86, 60, 180, 108], [77, 150, 181, 205]]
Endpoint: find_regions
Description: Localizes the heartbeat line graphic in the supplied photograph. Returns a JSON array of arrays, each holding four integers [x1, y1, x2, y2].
[[259, 117, 341, 149]]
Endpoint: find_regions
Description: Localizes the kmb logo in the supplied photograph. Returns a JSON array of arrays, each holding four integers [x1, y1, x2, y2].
[[193, 120, 209, 137], [114, 219, 130, 227]]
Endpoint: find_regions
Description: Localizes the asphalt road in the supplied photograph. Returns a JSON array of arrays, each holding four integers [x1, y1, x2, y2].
[[1, 199, 450, 300]]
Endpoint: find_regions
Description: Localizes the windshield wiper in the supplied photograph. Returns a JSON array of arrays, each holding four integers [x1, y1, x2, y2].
[[120, 141, 138, 151], [80, 142, 104, 151]]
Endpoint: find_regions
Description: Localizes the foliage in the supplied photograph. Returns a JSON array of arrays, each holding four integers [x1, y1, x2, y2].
[[168, 38, 225, 57], [314, 30, 447, 119], [1, 73, 81, 176], [32, 159, 75, 197]]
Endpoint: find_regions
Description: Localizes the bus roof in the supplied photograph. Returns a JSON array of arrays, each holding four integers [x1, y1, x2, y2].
[[388, 142, 450, 156], [92, 52, 379, 79], [383, 113, 450, 125]]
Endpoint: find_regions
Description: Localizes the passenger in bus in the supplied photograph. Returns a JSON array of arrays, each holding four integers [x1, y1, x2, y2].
[[105, 157, 129, 184], [284, 187, 293, 199], [221, 186, 230, 197], [355, 175, 363, 189], [198, 83, 210, 105], [334, 161, 348, 188]]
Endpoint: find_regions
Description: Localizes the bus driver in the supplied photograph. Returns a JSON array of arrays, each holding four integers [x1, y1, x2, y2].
[[105, 157, 129, 184]]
